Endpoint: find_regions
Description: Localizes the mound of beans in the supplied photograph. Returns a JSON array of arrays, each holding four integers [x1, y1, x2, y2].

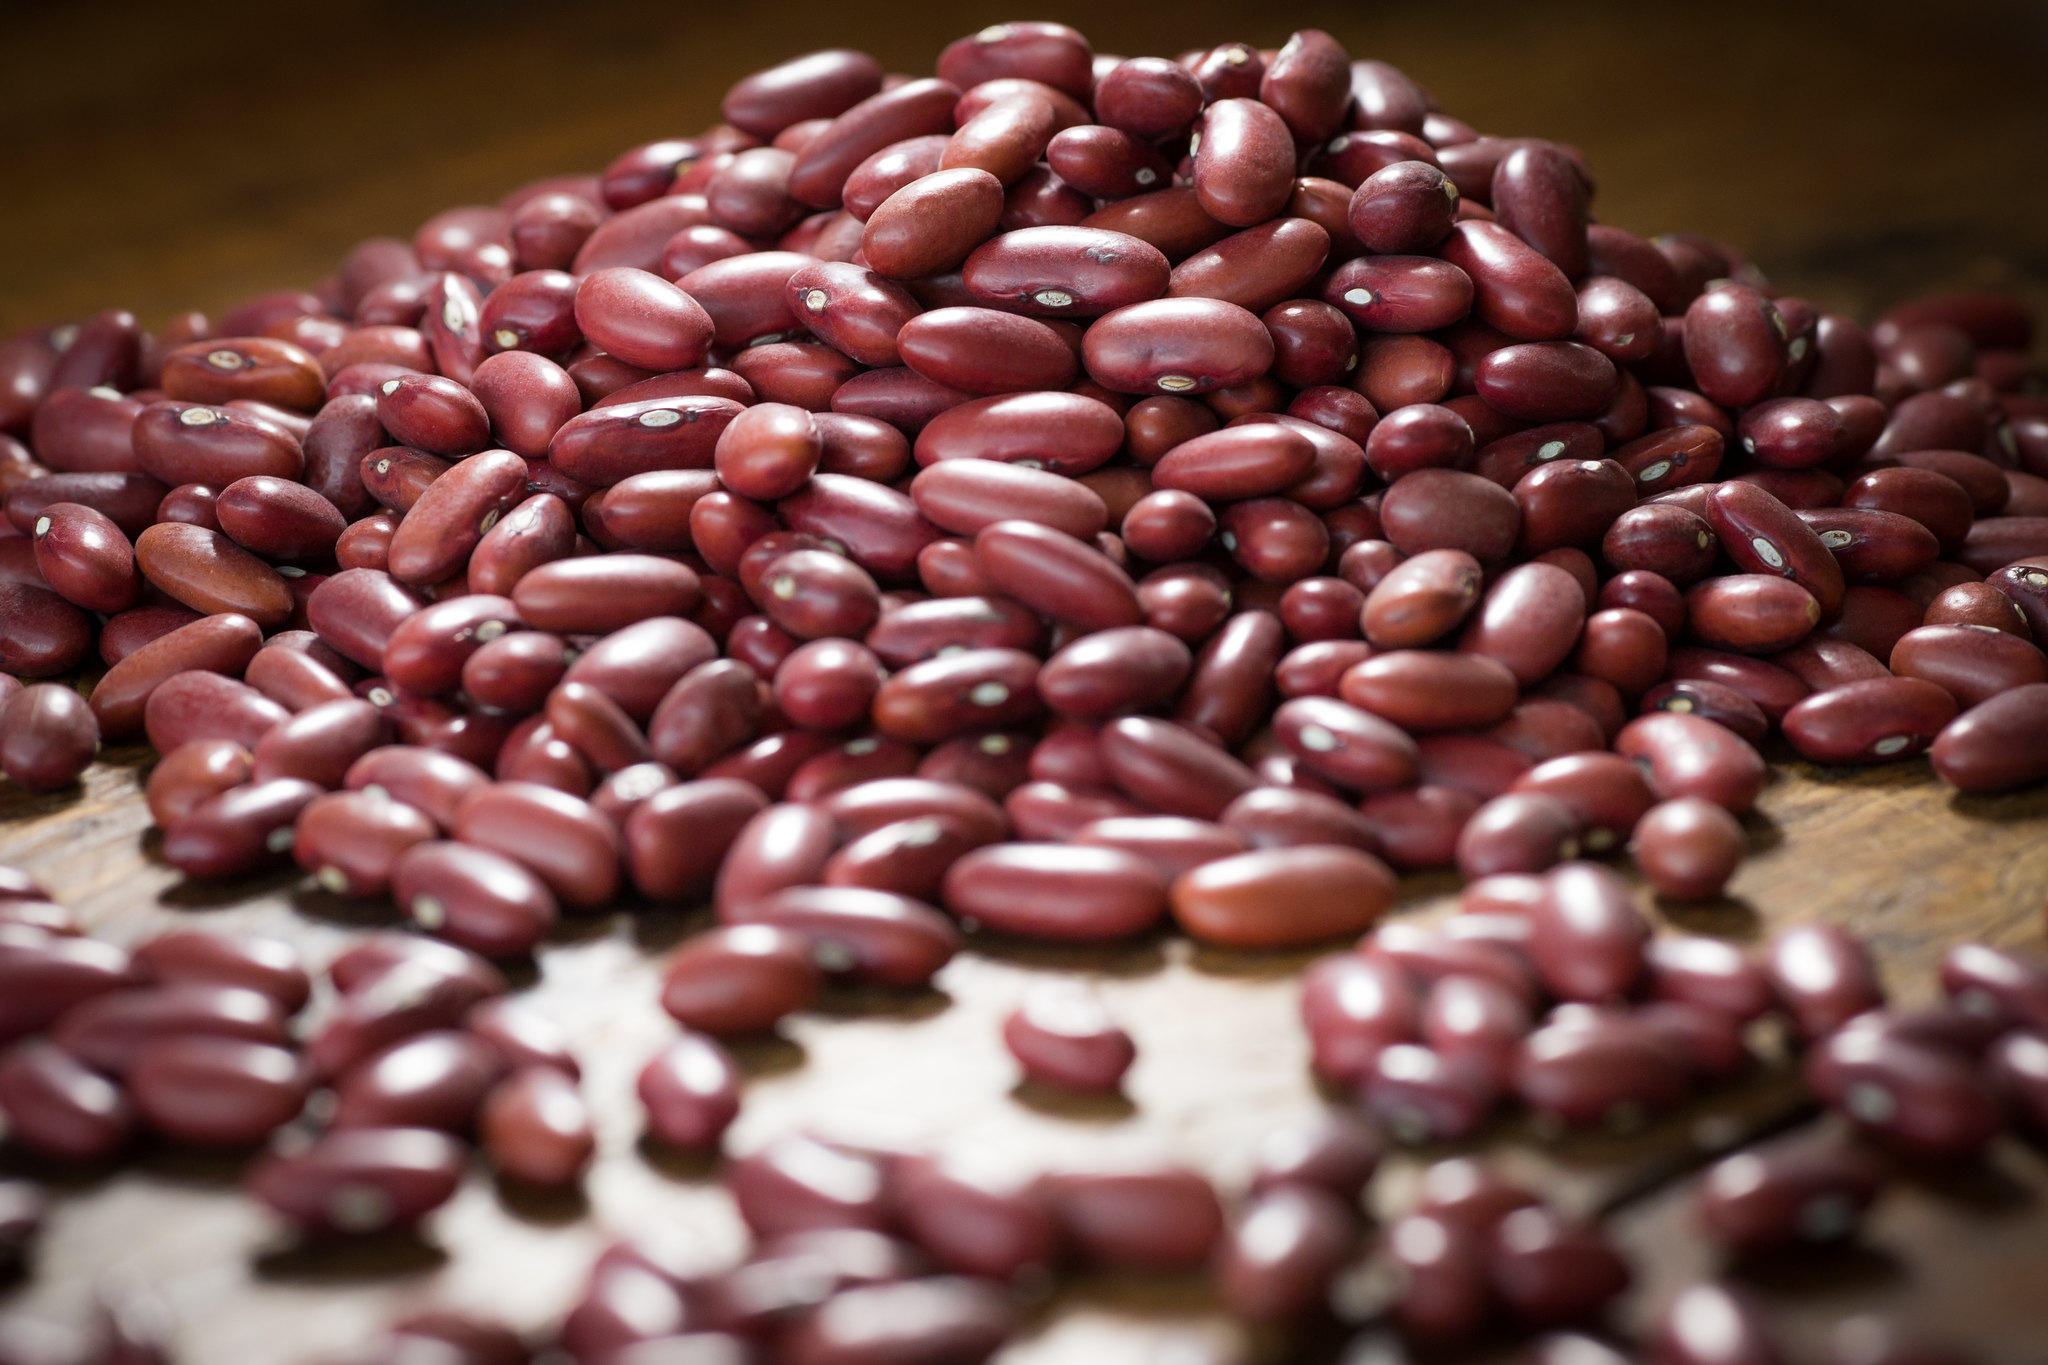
[[2, 18, 2047, 1365]]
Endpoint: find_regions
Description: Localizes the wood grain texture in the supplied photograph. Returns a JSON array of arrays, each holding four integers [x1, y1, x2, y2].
[[4, 1, 2048, 1360]]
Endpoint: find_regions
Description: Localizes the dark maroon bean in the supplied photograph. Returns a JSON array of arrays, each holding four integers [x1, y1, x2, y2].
[[1299, 952, 1417, 1084], [211, 476, 346, 564], [1768, 924, 1883, 1040], [140, 669, 289, 758], [0, 580, 90, 679], [728, 883, 957, 987], [943, 842, 1166, 941], [1522, 861, 1650, 1001], [895, 307, 1076, 395], [1476, 342, 1617, 422], [1454, 791, 1582, 880], [1379, 468, 1521, 562], [1931, 682, 2048, 791], [1169, 217, 1331, 315], [1488, 1207, 1628, 1328], [0, 683, 97, 791], [453, 782, 620, 911], [1326, 255, 1474, 335], [144, 738, 254, 828], [1572, 275, 1662, 363], [1188, 97, 1295, 227], [130, 521, 291, 628], [386, 839, 558, 958], [1708, 480, 1845, 615], [1685, 575, 1820, 654], [547, 395, 742, 488], [0, 1038, 134, 1161], [1614, 712, 1767, 813], [468, 352, 580, 460], [1685, 284, 1788, 407], [660, 923, 822, 1035], [1631, 797, 1746, 900], [125, 1035, 305, 1146], [133, 929, 306, 1012], [1039, 1165, 1222, 1271], [249, 696, 390, 789], [1150, 423, 1315, 502], [1348, 160, 1459, 254], [1806, 1017, 2000, 1158], [1892, 622, 2048, 706], [1780, 677, 1956, 764], [1437, 220, 1577, 339], [1928, 578, 2033, 636], [1340, 649, 1519, 731], [1513, 1012, 1688, 1129], [1002, 984, 1135, 1093], [292, 789, 437, 897], [247, 1126, 464, 1235], [634, 1029, 741, 1153], [1665, 646, 1811, 722], [1082, 297, 1273, 396], [27, 501, 138, 613], [1170, 845, 1395, 949], [1696, 1137, 1883, 1254], [329, 1029, 500, 1132], [0, 928, 137, 1047]]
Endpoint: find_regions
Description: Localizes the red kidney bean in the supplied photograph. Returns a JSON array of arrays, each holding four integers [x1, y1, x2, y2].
[[1073, 814, 1247, 882], [125, 1035, 306, 1146], [1508, 754, 1652, 854], [636, 1029, 741, 1151], [1379, 1208, 1495, 1343], [549, 393, 743, 488], [1327, 256, 1475, 335], [895, 307, 1076, 395], [1151, 423, 1316, 502], [1685, 284, 1788, 407], [1340, 649, 1519, 730], [961, 226, 1170, 322], [1454, 790, 1581, 879], [27, 501, 138, 613], [1299, 951, 1418, 1084], [329, 1029, 499, 1137], [1490, 140, 1589, 276], [968, 519, 1137, 631], [1474, 343, 1617, 423], [1806, 1017, 2000, 1158], [724, 49, 884, 137], [1363, 1040, 1501, 1143], [0, 1038, 135, 1161], [1626, 796, 1744, 900], [1219, 783, 1381, 853], [941, 841, 1165, 941], [1271, 695, 1419, 791], [1094, 713, 1255, 817], [859, 167, 1006, 281], [1767, 924, 1883, 1040], [1216, 1182, 1356, 1325], [1697, 1137, 1884, 1254], [729, 885, 958, 987], [1030, 625, 1188, 722], [661, 924, 822, 1035], [1436, 220, 1577, 340], [1600, 504, 1718, 585], [1665, 646, 1811, 722], [1514, 1011, 1688, 1129], [1513, 460, 1637, 557], [914, 396, 1123, 482], [1614, 712, 1767, 813], [1779, 676, 1957, 765], [1843, 466, 1975, 554], [132, 928, 306, 1012], [209, 477, 343, 565], [160, 336, 325, 410], [97, 603, 202, 667], [1685, 575, 1821, 654], [467, 352, 580, 459], [0, 683, 97, 791], [1348, 160, 1460, 254], [131, 399, 310, 489], [1001, 983, 1135, 1093], [360, 446, 452, 513], [29, 387, 143, 474], [1892, 622, 2048, 706], [1707, 479, 1845, 615], [1171, 845, 1395, 949], [291, 788, 436, 896], [141, 670, 289, 757], [1184, 98, 1295, 228], [1450, 563, 1582, 685], [251, 696, 391, 789], [1572, 276, 1662, 364], [145, 738, 254, 827], [509, 555, 700, 637], [1082, 297, 1274, 395], [0, 580, 91, 679], [1379, 468, 1520, 562], [448, 782, 619, 911], [1169, 217, 1331, 314], [131, 522, 292, 627], [1928, 578, 2033, 636], [1036, 1164, 1223, 1272], [247, 1126, 465, 1235], [1488, 1206, 1629, 1329], [7, 472, 164, 541], [1930, 682, 2048, 791]]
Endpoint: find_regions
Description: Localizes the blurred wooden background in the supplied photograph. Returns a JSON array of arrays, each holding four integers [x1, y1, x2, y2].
[[3, 0, 2047, 336], [3, 2, 2047, 1363]]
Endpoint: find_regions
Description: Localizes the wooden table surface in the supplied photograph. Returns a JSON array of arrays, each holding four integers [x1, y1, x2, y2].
[[4, 2, 2048, 1361]]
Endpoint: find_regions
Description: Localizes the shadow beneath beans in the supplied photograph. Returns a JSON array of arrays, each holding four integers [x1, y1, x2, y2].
[[493, 1175, 588, 1225], [1185, 943, 1325, 981], [1731, 1240, 1906, 1296], [158, 865, 302, 911], [1656, 894, 1763, 939], [1949, 787, 2048, 824], [541, 912, 625, 949], [963, 933, 1169, 979], [628, 903, 711, 954], [1390, 869, 1463, 912], [288, 884, 405, 930], [1010, 1078, 1136, 1123], [726, 1034, 807, 1080], [255, 1229, 446, 1282], [809, 984, 953, 1022], [1741, 807, 1786, 853], [635, 1135, 721, 1184], [1892, 1149, 2039, 1215], [128, 1142, 255, 1192]]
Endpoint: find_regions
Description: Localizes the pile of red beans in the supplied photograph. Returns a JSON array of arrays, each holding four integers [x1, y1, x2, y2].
[[3, 17, 2048, 1365]]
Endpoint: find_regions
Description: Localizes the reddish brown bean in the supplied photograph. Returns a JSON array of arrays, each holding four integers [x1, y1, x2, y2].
[[1930, 683, 2048, 791], [1171, 845, 1396, 948], [133, 522, 293, 628], [1341, 650, 1519, 730], [1614, 712, 1768, 813], [1890, 623, 2048, 707], [1631, 797, 1746, 900], [1082, 297, 1274, 396], [247, 1127, 465, 1235]]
